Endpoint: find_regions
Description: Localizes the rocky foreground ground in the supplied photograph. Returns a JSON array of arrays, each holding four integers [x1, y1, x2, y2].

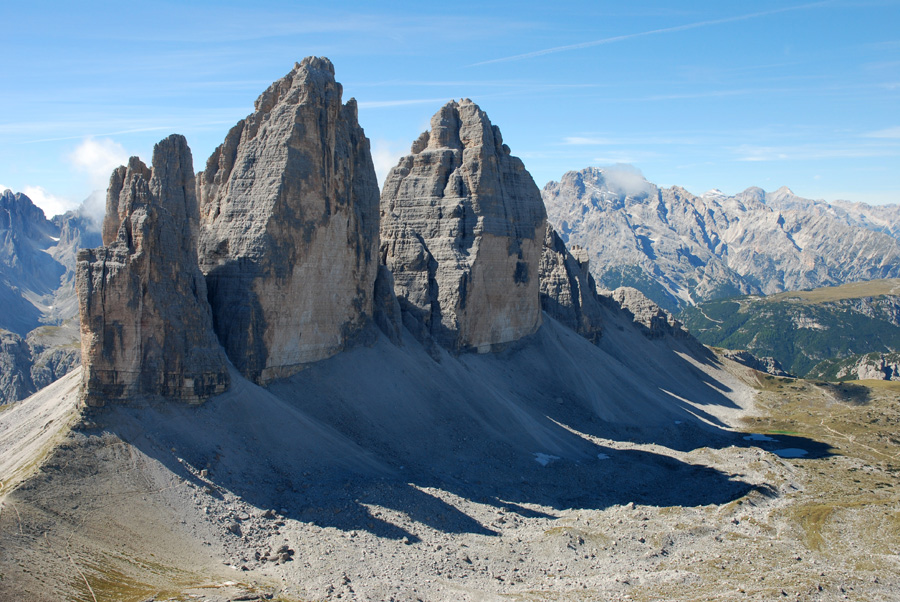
[[2, 329, 899, 601]]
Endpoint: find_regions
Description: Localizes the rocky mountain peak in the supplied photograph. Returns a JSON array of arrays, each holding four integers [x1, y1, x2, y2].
[[544, 168, 900, 312], [77, 134, 229, 405], [0, 190, 55, 244], [254, 56, 338, 115], [198, 57, 379, 384], [381, 99, 547, 351]]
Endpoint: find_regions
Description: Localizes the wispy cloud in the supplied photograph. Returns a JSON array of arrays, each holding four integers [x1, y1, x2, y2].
[[357, 98, 451, 109], [734, 143, 897, 162], [865, 126, 900, 138], [69, 138, 129, 188], [562, 136, 615, 145], [472, 2, 833, 66], [370, 139, 409, 189]]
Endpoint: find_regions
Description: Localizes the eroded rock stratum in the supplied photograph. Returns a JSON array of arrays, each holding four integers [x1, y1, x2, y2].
[[76, 135, 229, 406], [197, 57, 380, 384], [380, 99, 547, 352]]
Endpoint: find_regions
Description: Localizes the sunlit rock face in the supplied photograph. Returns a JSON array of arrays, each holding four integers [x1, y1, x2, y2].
[[77, 135, 229, 406], [380, 99, 547, 352], [197, 57, 380, 384]]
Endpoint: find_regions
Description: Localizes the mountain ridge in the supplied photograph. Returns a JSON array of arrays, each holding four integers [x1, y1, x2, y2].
[[543, 166, 900, 312]]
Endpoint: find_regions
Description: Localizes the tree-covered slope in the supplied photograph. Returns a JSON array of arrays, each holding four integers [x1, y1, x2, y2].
[[678, 279, 900, 378]]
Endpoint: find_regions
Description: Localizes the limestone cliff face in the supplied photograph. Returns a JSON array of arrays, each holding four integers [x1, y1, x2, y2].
[[539, 225, 603, 343], [544, 167, 900, 312], [380, 100, 547, 352], [837, 353, 900, 381], [197, 57, 379, 384], [608, 287, 690, 339], [76, 135, 229, 406]]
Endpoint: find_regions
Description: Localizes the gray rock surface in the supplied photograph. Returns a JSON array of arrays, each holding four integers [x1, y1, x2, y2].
[[26, 320, 82, 391], [0, 190, 67, 335], [539, 225, 603, 343], [543, 167, 900, 312], [197, 57, 379, 384], [720, 349, 793, 378], [608, 287, 691, 339], [380, 99, 547, 352], [837, 353, 900, 381], [77, 135, 229, 406], [0, 330, 35, 404]]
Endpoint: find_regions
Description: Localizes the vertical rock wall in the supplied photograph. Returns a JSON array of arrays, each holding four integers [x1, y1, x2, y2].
[[539, 225, 604, 343], [380, 99, 547, 352], [197, 57, 380, 384], [76, 135, 229, 406]]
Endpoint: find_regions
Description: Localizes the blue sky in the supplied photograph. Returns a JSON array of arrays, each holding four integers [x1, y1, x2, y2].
[[2, 0, 898, 219]]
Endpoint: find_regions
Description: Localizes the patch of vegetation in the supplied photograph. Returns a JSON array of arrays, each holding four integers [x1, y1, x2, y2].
[[767, 278, 900, 304], [679, 284, 900, 378]]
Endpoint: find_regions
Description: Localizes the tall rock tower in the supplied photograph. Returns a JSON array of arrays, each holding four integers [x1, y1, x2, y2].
[[76, 135, 230, 406], [197, 57, 380, 384], [380, 99, 547, 351]]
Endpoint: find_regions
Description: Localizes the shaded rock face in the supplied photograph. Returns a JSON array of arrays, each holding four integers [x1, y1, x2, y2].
[[0, 330, 35, 404], [608, 287, 690, 339], [539, 225, 603, 343], [76, 135, 229, 406], [0, 191, 67, 335], [380, 99, 547, 352], [721, 349, 793, 378], [198, 57, 379, 384]]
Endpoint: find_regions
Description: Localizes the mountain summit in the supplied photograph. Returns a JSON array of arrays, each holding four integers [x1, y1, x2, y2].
[[543, 166, 900, 311]]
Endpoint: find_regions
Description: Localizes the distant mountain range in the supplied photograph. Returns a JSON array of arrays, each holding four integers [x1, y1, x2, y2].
[[543, 167, 900, 312], [0, 189, 99, 403], [679, 279, 900, 379]]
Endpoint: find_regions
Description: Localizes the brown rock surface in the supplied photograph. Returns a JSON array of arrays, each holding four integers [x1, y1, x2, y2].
[[380, 99, 546, 352], [76, 135, 229, 406], [197, 57, 379, 384]]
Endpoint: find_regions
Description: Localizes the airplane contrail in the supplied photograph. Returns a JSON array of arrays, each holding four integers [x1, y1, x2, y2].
[[471, 1, 833, 67]]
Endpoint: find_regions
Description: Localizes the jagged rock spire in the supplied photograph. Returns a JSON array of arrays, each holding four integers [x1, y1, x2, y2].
[[76, 135, 229, 406], [380, 99, 547, 352], [197, 57, 380, 384]]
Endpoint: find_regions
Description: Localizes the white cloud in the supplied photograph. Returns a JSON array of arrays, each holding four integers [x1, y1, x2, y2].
[[472, 2, 830, 66], [563, 136, 614, 145], [357, 97, 450, 109], [865, 126, 900, 139], [371, 139, 408, 190], [23, 186, 76, 219], [597, 164, 653, 197], [80, 190, 107, 231], [68, 137, 129, 189]]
